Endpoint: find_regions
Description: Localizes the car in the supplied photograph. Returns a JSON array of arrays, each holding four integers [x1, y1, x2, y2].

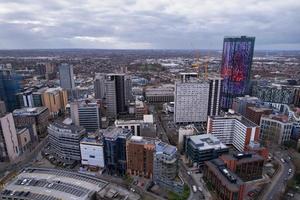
[[187, 171, 192, 175], [130, 188, 135, 192], [198, 186, 203, 192], [192, 185, 197, 193], [281, 158, 285, 163], [248, 191, 255, 197], [288, 168, 292, 174]]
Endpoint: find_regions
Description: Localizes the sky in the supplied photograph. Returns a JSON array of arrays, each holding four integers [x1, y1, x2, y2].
[[0, 0, 299, 50]]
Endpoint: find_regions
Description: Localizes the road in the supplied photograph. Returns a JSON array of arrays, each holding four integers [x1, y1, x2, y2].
[[261, 150, 295, 200], [179, 160, 205, 200]]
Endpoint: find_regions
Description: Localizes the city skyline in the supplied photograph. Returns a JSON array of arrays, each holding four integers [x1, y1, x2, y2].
[[0, 0, 299, 50]]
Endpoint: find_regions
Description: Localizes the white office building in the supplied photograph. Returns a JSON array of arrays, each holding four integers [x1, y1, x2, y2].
[[174, 74, 209, 124], [207, 111, 260, 152], [80, 135, 105, 168]]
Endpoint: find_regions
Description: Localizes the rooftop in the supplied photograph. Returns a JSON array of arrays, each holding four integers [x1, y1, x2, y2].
[[187, 134, 228, 151], [261, 114, 292, 123], [210, 113, 258, 128], [13, 107, 48, 116], [2, 167, 108, 200], [49, 122, 85, 133], [155, 141, 177, 156], [222, 152, 264, 164], [103, 127, 132, 140], [205, 159, 244, 191]]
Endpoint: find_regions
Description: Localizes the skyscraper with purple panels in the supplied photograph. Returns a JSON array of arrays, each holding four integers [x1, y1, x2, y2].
[[220, 36, 255, 111]]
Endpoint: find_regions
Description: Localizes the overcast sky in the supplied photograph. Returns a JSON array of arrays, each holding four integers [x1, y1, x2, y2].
[[0, 0, 299, 50]]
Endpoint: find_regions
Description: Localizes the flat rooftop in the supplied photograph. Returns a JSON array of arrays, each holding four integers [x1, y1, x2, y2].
[[13, 107, 48, 116], [49, 122, 85, 133], [2, 167, 108, 200], [205, 159, 244, 192], [210, 114, 258, 128], [103, 127, 132, 140], [187, 134, 228, 151]]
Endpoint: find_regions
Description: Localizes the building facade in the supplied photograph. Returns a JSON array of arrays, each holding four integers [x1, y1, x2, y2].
[[207, 113, 260, 152], [80, 134, 105, 168], [126, 136, 155, 178], [13, 107, 49, 138], [153, 142, 184, 194], [203, 159, 245, 200], [220, 152, 264, 182], [208, 76, 223, 116], [71, 101, 101, 132], [185, 134, 229, 167], [103, 127, 132, 176], [48, 122, 86, 161], [59, 63, 75, 91], [0, 113, 20, 162], [260, 114, 293, 145], [42, 87, 68, 117], [174, 75, 209, 124], [220, 36, 255, 111], [0, 66, 22, 112], [145, 85, 174, 103]]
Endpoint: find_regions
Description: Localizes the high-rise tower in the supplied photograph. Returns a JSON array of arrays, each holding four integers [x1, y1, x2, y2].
[[220, 36, 255, 111]]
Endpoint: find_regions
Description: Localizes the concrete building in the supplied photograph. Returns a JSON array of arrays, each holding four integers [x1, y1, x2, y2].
[[94, 73, 106, 99], [144, 85, 174, 103], [0, 100, 6, 115], [260, 114, 293, 145], [153, 141, 184, 194], [103, 74, 132, 118], [245, 106, 273, 125], [178, 124, 196, 152], [115, 114, 156, 138], [71, 101, 101, 132], [208, 76, 223, 116], [0, 113, 20, 162], [42, 87, 68, 117], [185, 134, 229, 167], [0, 167, 109, 200], [13, 107, 49, 138], [103, 127, 132, 176], [232, 96, 260, 116], [207, 112, 260, 152], [126, 136, 155, 178], [220, 152, 264, 181], [203, 159, 245, 200], [48, 122, 86, 161], [245, 141, 269, 160], [59, 63, 75, 91], [80, 134, 105, 168], [16, 88, 45, 108], [174, 74, 209, 124], [16, 128, 32, 154]]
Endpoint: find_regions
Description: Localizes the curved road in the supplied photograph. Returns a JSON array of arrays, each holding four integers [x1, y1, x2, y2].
[[262, 151, 295, 200]]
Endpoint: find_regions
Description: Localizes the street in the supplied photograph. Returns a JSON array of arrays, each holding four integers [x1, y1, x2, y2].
[[262, 150, 295, 200]]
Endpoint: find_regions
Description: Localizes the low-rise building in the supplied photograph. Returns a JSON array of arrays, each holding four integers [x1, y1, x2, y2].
[[13, 107, 49, 138], [203, 159, 245, 200], [115, 115, 156, 138], [220, 152, 264, 181], [178, 124, 196, 152], [80, 134, 105, 169], [185, 134, 229, 167], [145, 85, 174, 103]]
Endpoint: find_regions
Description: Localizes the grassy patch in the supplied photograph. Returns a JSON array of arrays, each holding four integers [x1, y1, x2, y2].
[[168, 184, 190, 200]]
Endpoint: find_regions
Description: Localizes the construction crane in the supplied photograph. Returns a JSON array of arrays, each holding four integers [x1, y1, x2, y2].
[[191, 49, 208, 80]]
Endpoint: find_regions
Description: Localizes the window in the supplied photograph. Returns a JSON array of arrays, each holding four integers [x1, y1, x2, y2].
[[89, 155, 95, 158]]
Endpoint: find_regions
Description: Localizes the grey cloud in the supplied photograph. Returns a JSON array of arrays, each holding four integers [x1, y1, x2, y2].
[[0, 0, 299, 49]]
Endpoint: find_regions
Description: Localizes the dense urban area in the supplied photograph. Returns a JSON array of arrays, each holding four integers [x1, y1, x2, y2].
[[0, 37, 300, 200]]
